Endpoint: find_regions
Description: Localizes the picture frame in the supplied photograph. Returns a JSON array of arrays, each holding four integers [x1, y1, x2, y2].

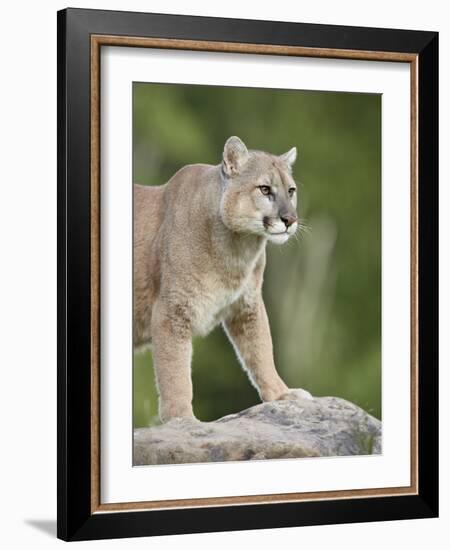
[[57, 7, 438, 541]]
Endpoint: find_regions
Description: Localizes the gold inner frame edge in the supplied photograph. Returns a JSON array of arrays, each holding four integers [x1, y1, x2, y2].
[[89, 34, 419, 514]]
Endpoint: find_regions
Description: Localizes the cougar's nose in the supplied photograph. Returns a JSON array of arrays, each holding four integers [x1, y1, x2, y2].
[[280, 213, 297, 228]]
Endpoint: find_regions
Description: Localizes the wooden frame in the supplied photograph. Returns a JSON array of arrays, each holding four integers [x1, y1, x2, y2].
[[58, 7, 438, 541]]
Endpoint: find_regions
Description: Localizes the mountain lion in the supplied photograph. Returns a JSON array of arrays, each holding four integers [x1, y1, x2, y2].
[[134, 136, 312, 422]]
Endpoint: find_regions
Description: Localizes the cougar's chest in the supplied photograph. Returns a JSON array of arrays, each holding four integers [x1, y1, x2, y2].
[[190, 235, 265, 337], [191, 265, 250, 337]]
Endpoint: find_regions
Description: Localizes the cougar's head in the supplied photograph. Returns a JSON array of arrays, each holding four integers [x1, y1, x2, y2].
[[219, 136, 300, 244]]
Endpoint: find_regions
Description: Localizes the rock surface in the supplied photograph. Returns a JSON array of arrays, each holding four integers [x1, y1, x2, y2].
[[133, 396, 381, 466]]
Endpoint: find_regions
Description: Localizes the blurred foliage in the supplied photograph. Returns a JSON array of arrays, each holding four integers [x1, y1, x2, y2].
[[133, 82, 381, 428]]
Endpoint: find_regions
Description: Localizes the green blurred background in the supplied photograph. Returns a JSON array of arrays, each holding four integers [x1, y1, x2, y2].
[[133, 82, 381, 428]]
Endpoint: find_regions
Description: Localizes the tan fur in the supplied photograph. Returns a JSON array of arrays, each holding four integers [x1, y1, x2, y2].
[[134, 136, 312, 422]]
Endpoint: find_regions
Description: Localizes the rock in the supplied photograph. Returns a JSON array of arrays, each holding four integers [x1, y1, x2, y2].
[[133, 396, 381, 465]]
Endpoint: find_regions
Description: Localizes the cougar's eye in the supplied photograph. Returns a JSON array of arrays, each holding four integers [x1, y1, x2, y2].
[[288, 187, 296, 197], [259, 185, 271, 196]]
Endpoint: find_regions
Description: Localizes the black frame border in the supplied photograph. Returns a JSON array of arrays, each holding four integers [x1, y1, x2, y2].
[[57, 7, 438, 541]]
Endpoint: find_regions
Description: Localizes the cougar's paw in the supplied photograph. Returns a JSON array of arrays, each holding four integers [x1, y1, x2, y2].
[[166, 416, 202, 428], [160, 407, 196, 424], [279, 388, 313, 401]]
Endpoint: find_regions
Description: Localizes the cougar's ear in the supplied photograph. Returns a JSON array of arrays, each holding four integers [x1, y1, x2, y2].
[[222, 136, 249, 177], [280, 147, 297, 168]]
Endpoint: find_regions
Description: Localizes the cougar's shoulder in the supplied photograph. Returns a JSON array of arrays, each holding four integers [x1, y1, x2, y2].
[[163, 163, 219, 203]]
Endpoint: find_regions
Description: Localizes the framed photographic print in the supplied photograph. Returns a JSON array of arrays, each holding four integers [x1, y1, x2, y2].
[[57, 7, 438, 541]]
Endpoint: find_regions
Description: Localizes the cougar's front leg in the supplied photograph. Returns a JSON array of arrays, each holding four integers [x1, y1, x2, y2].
[[223, 297, 290, 402], [151, 300, 194, 422]]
